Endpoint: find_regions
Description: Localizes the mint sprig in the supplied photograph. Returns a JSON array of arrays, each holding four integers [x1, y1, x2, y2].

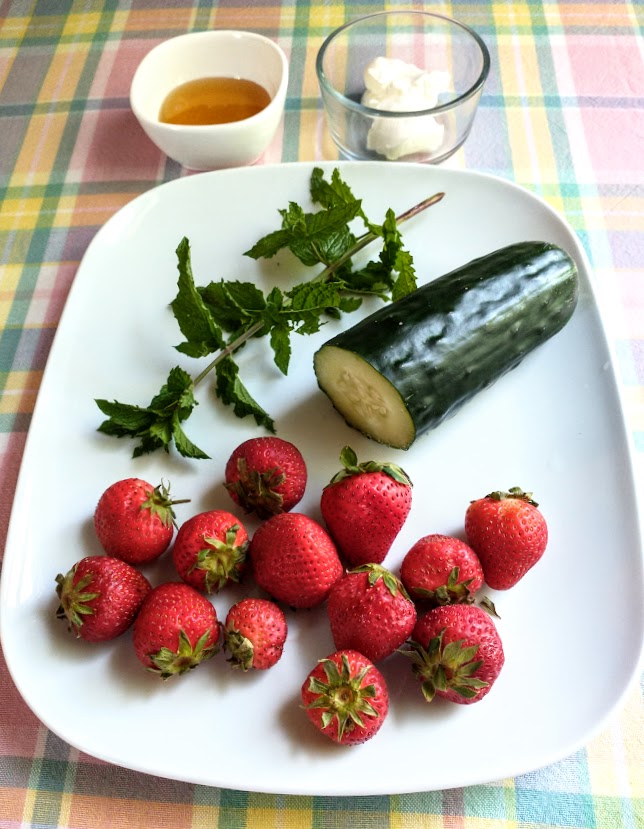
[[95, 168, 444, 459]]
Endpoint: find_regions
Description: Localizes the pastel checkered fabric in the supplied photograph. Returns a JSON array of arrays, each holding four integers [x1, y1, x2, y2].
[[1, 1, 642, 827]]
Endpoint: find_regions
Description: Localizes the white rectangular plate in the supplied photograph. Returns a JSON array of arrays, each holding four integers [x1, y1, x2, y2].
[[1, 162, 643, 796]]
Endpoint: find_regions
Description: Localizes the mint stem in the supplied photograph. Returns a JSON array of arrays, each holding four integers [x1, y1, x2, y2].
[[191, 191, 444, 391], [192, 323, 263, 387]]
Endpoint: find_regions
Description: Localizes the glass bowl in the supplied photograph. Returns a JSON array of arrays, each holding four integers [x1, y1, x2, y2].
[[316, 11, 490, 163]]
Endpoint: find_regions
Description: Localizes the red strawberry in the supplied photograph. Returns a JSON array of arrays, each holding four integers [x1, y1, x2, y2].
[[55, 556, 151, 642], [464, 487, 548, 589], [320, 446, 412, 566], [94, 478, 189, 565], [400, 534, 484, 605], [223, 597, 287, 670], [172, 509, 249, 594], [301, 649, 389, 745], [327, 564, 416, 663], [224, 436, 307, 519], [132, 582, 219, 679], [249, 512, 343, 609], [401, 604, 504, 704]]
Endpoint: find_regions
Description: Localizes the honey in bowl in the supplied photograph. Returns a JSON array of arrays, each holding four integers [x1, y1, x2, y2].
[[159, 77, 272, 126]]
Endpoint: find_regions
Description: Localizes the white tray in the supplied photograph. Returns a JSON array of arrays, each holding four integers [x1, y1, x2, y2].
[[2, 162, 643, 795]]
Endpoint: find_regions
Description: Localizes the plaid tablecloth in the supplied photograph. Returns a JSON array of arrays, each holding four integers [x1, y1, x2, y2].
[[1, 1, 642, 826]]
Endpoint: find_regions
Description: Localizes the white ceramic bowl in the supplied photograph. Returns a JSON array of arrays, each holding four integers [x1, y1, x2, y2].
[[130, 30, 289, 170]]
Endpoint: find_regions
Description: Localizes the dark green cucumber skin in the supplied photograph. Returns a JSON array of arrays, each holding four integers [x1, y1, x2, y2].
[[315, 241, 579, 444]]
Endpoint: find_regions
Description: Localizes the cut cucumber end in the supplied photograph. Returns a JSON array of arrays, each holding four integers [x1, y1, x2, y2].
[[313, 345, 416, 449]]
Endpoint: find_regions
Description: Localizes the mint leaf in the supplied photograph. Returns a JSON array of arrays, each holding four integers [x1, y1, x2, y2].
[[335, 259, 391, 297], [244, 201, 312, 260], [199, 280, 266, 332], [172, 418, 210, 459], [96, 366, 209, 459], [279, 201, 308, 236], [172, 238, 225, 358], [392, 247, 418, 300], [245, 198, 362, 267], [338, 296, 363, 314], [310, 166, 357, 210], [379, 207, 417, 299], [151, 365, 198, 421], [289, 207, 358, 267], [269, 324, 291, 375], [280, 280, 347, 334], [95, 400, 156, 435], [378, 208, 400, 271], [310, 168, 376, 226], [215, 356, 275, 432], [261, 287, 291, 372], [287, 279, 345, 313]]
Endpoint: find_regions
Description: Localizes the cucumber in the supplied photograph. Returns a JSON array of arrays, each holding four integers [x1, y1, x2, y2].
[[313, 241, 579, 449]]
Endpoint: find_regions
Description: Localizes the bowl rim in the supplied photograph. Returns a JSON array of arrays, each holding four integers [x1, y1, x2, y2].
[[130, 29, 289, 132], [315, 10, 491, 117]]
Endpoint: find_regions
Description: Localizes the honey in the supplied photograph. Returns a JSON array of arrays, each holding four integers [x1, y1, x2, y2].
[[159, 77, 271, 126]]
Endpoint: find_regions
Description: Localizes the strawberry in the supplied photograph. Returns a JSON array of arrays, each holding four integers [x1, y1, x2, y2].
[[320, 446, 412, 566], [400, 534, 484, 606], [249, 512, 343, 608], [464, 487, 548, 589], [55, 556, 151, 642], [224, 436, 307, 519], [132, 582, 219, 679], [301, 649, 389, 745], [223, 597, 287, 670], [94, 477, 188, 565], [401, 604, 504, 704], [326, 564, 416, 663], [172, 509, 249, 594]]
